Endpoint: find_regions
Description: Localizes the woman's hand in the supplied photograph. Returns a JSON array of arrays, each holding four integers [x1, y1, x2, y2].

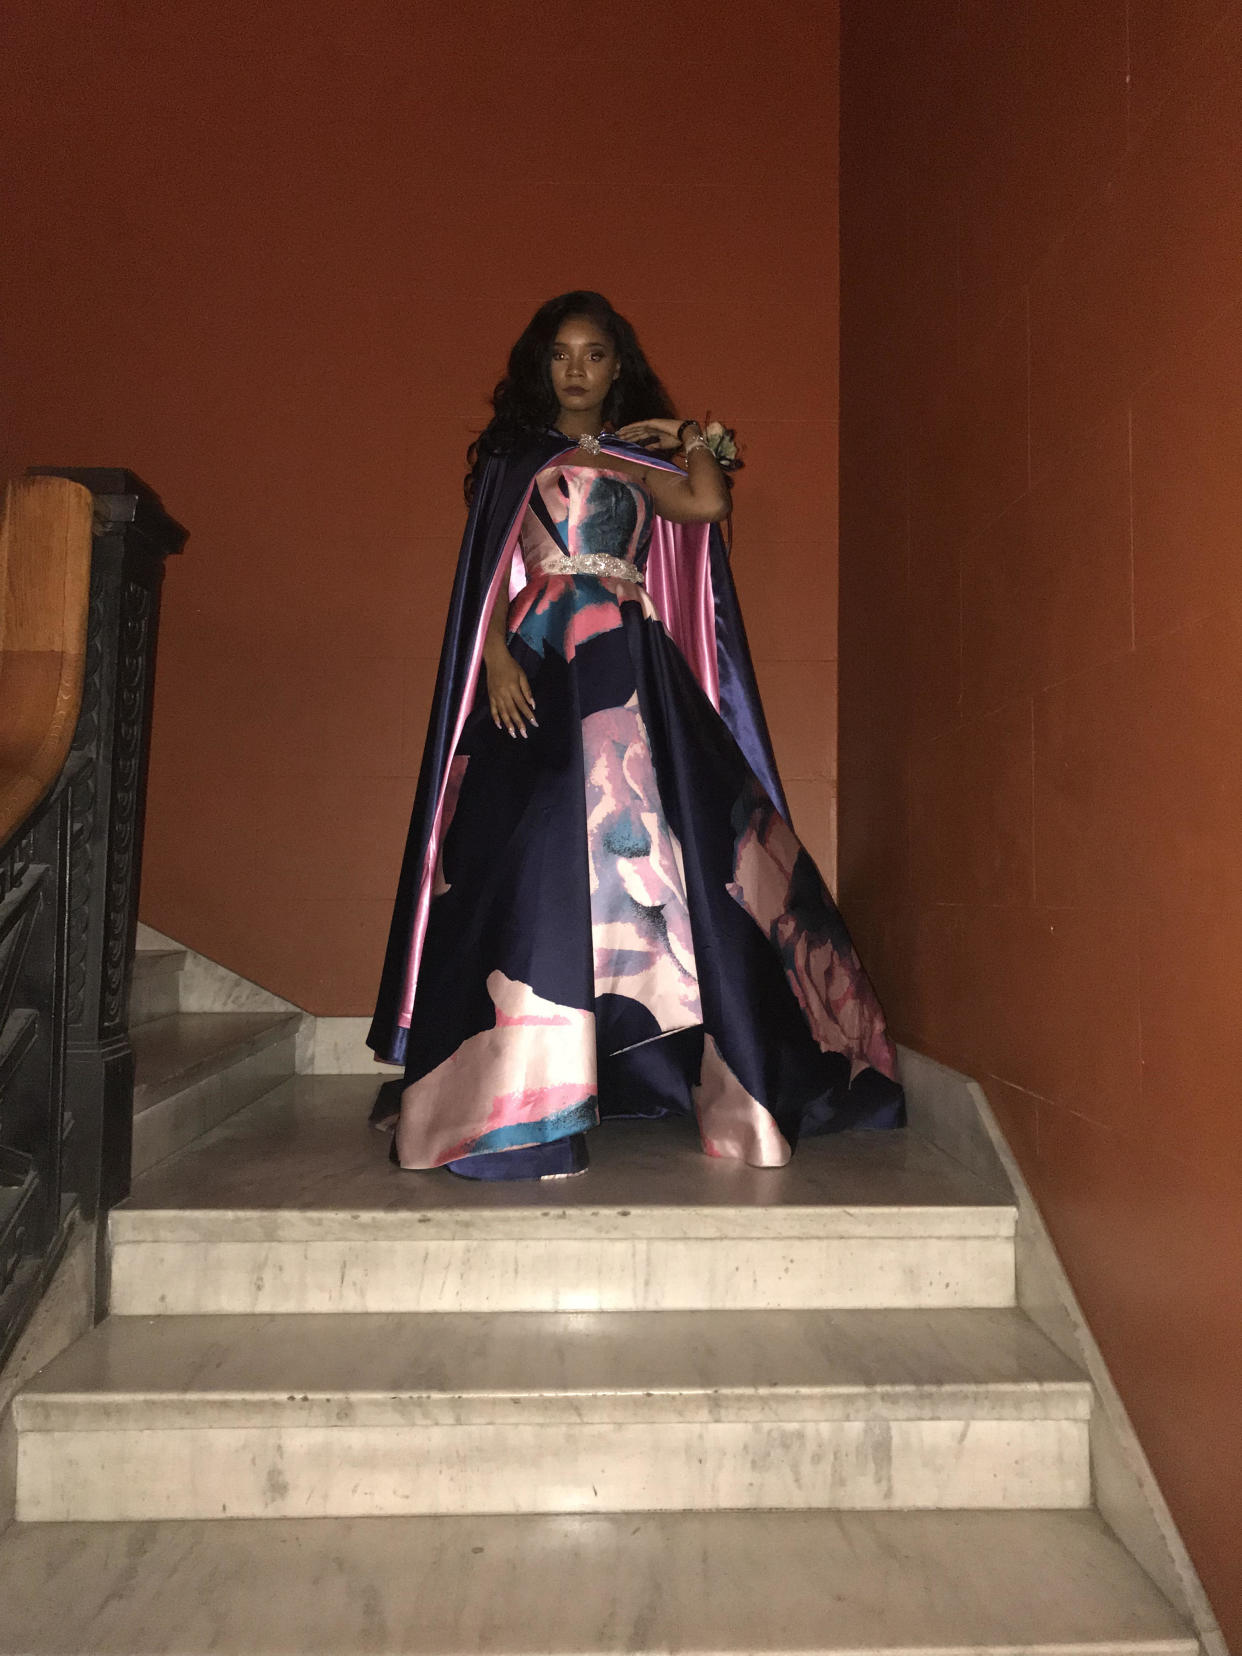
[[616, 417, 686, 452], [484, 642, 537, 738]]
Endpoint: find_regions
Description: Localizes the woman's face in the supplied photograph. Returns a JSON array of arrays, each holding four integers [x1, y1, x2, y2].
[[549, 315, 620, 418]]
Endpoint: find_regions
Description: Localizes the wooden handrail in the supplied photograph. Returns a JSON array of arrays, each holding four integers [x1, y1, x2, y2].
[[0, 475, 94, 846]]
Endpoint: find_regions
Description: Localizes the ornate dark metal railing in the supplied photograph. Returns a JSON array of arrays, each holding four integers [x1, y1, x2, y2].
[[0, 469, 184, 1367]]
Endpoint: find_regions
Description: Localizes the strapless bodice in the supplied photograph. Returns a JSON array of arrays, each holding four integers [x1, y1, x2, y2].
[[519, 465, 653, 584]]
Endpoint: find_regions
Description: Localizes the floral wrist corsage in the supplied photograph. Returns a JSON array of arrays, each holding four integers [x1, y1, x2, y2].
[[681, 417, 742, 483], [702, 418, 742, 472]]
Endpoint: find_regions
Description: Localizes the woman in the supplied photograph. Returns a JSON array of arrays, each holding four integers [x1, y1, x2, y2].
[[369, 291, 903, 1180]]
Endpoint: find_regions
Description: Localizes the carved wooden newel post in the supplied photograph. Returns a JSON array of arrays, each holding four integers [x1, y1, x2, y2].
[[29, 468, 185, 1216]]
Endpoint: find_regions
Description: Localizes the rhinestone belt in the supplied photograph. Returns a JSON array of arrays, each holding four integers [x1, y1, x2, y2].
[[542, 553, 644, 585]]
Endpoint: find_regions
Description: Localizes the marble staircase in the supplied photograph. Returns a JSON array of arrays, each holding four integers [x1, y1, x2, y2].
[[0, 1077, 1198, 1654], [13, 1306, 1092, 1520], [128, 944, 300, 1177]]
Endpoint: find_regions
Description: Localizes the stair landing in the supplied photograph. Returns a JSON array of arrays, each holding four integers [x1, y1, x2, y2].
[[108, 1078, 1017, 1314], [123, 1073, 1012, 1216], [0, 1078, 1197, 1655]]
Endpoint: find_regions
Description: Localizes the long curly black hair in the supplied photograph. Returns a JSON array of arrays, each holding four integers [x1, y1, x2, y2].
[[464, 290, 676, 504]]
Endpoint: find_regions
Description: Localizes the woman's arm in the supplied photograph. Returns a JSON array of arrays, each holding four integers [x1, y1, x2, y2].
[[483, 599, 536, 738], [617, 418, 732, 523]]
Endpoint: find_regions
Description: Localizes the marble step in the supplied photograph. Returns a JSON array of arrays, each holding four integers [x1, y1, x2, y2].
[[128, 946, 185, 1028], [111, 1081, 1017, 1313], [0, 1508, 1195, 1655], [130, 1011, 302, 1178], [13, 1306, 1090, 1520]]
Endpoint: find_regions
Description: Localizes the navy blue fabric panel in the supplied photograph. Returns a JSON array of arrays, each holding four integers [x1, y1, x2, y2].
[[368, 432, 571, 1063], [627, 612, 900, 1142], [526, 481, 569, 551], [707, 524, 790, 822], [402, 642, 595, 1084], [598, 1024, 702, 1120]]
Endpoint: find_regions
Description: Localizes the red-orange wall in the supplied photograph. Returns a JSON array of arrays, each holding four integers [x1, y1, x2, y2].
[[0, 1, 839, 1015], [839, 3, 1241, 1640]]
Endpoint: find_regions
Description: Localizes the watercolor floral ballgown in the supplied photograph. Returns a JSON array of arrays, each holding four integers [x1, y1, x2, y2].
[[375, 459, 903, 1180]]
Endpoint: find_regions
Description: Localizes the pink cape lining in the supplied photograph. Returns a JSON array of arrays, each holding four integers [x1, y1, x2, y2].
[[396, 462, 723, 1035], [644, 516, 719, 711]]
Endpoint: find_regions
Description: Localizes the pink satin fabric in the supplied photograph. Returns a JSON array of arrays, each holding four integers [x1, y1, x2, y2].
[[507, 542, 527, 602], [644, 518, 720, 710], [395, 971, 597, 1168], [694, 1034, 791, 1167]]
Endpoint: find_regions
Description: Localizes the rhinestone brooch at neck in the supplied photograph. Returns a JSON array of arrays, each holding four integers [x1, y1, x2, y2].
[[576, 432, 603, 454]]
